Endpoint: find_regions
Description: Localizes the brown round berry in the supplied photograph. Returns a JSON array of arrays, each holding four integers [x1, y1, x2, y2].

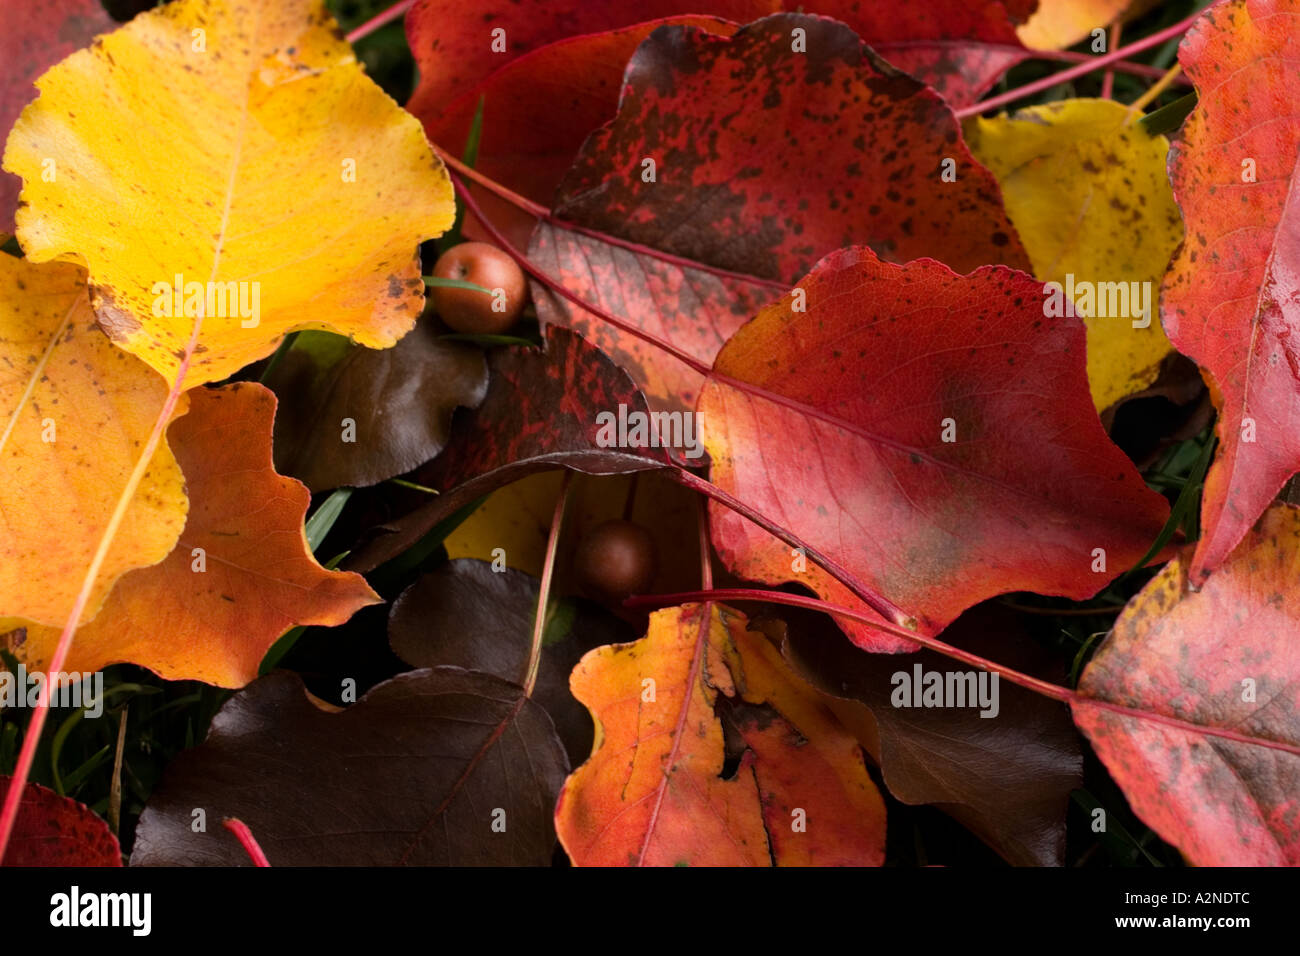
[[573, 520, 658, 605], [430, 241, 526, 334]]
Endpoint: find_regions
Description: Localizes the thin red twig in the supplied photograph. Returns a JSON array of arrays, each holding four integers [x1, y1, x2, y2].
[[1037, 46, 1186, 83], [1100, 22, 1122, 100], [346, 0, 413, 44], [626, 587, 1300, 759], [956, 9, 1202, 118], [435, 148, 786, 292], [449, 172, 716, 376], [223, 818, 272, 867], [0, 319, 203, 863]]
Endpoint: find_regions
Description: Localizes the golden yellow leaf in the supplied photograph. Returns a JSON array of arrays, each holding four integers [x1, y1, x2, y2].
[[1017, 0, 1135, 50], [966, 98, 1182, 411], [0, 255, 188, 627], [3, 0, 454, 387]]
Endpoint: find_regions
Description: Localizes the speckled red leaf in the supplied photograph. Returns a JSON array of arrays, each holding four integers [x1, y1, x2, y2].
[[0, 0, 114, 235], [0, 777, 120, 866], [414, 17, 741, 250], [347, 327, 668, 572], [700, 246, 1169, 645], [1074, 502, 1300, 866], [1161, 0, 1300, 581], [529, 14, 1028, 413]]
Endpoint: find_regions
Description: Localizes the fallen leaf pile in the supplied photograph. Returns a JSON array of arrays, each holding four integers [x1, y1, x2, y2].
[[0, 0, 1296, 870]]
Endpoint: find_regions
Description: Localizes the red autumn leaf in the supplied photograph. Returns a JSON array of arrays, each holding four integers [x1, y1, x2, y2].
[[416, 17, 741, 250], [0, 776, 120, 866], [816, 0, 1038, 106], [405, 0, 774, 119], [529, 14, 1028, 413], [413, 2, 1034, 248], [406, 0, 1034, 126], [0, 0, 114, 235], [700, 246, 1169, 645], [1161, 0, 1300, 581], [1073, 502, 1300, 866]]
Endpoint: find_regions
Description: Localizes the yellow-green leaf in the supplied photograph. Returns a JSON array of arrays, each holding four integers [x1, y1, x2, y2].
[[2, 0, 455, 387], [966, 98, 1182, 411]]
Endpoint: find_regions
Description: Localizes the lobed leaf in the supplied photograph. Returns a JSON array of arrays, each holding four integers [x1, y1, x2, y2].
[[9, 383, 380, 687], [556, 603, 886, 866]]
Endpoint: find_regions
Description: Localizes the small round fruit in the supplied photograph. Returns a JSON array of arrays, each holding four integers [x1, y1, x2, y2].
[[573, 520, 658, 604], [430, 241, 526, 334]]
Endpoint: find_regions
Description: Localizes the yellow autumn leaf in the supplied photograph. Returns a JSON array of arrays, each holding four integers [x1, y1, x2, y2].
[[0, 255, 188, 628], [2, 0, 455, 387], [1017, 0, 1137, 50], [966, 98, 1182, 411]]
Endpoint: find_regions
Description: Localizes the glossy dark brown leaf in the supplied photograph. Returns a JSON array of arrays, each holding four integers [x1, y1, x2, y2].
[[389, 558, 635, 764], [131, 669, 567, 866], [348, 327, 667, 571], [776, 603, 1081, 866], [266, 324, 488, 493]]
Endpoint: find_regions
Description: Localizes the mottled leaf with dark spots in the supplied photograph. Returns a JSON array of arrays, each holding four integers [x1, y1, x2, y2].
[[131, 669, 567, 866], [0, 777, 121, 867], [389, 558, 636, 764], [1074, 502, 1300, 866], [530, 14, 1028, 412], [775, 603, 1081, 866], [348, 327, 667, 571], [414, 17, 741, 250], [0, 0, 115, 235], [265, 324, 488, 493], [700, 246, 1169, 644]]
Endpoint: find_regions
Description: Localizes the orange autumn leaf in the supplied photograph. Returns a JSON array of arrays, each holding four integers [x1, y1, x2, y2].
[[2, 0, 454, 387], [555, 603, 885, 866], [10, 382, 379, 687], [0, 255, 188, 628]]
